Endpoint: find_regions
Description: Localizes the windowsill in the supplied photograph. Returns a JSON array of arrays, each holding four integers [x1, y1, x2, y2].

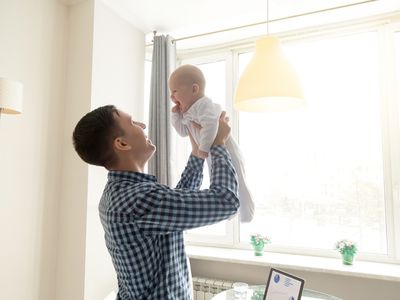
[[186, 245, 400, 282]]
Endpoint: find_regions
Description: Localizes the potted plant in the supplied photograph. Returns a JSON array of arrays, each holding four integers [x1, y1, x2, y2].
[[250, 234, 271, 256], [335, 239, 357, 265]]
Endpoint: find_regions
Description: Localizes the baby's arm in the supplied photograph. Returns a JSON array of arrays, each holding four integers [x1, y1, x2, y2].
[[196, 102, 221, 156], [197, 119, 218, 158], [171, 111, 189, 137]]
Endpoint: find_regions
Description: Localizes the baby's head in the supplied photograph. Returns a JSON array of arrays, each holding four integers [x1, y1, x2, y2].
[[168, 64, 205, 113]]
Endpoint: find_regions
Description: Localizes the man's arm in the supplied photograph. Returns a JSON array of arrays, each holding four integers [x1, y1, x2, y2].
[[135, 112, 239, 233], [175, 152, 204, 190], [175, 130, 207, 190], [133, 145, 238, 234]]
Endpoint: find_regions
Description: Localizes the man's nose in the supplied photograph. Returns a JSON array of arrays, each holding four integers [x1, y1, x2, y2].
[[136, 122, 146, 129]]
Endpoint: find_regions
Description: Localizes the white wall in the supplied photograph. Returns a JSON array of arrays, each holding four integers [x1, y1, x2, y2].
[[0, 0, 144, 299], [91, 0, 145, 115], [0, 0, 68, 299], [84, 1, 145, 299], [56, 1, 95, 300], [190, 259, 400, 300], [2, 1, 397, 300]]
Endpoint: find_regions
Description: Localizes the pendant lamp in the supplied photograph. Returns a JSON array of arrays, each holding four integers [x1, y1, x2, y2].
[[234, 0, 305, 112]]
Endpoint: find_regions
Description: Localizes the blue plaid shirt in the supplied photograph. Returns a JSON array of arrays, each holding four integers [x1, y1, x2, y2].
[[99, 146, 239, 300]]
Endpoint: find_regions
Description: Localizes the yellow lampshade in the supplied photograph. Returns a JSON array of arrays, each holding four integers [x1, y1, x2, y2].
[[235, 36, 305, 112]]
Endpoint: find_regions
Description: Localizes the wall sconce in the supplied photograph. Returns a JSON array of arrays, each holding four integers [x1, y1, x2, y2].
[[0, 77, 23, 117]]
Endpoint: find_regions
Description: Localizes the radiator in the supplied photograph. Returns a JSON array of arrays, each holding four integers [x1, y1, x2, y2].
[[192, 276, 235, 300]]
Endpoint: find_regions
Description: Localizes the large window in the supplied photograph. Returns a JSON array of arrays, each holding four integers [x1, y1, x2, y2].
[[239, 32, 386, 255], [175, 21, 400, 262]]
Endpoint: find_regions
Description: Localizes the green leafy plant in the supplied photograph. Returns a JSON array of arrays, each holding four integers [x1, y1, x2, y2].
[[250, 234, 271, 248], [335, 239, 357, 255], [251, 290, 264, 300]]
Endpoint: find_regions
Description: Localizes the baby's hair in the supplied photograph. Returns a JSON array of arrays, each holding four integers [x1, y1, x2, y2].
[[170, 64, 205, 94]]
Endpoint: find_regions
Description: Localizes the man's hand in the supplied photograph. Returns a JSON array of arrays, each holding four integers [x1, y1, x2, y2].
[[197, 150, 209, 159], [212, 111, 231, 146]]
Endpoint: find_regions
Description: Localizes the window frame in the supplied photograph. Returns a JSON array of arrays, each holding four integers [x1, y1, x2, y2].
[[383, 22, 400, 261], [176, 16, 400, 264], [178, 52, 237, 246]]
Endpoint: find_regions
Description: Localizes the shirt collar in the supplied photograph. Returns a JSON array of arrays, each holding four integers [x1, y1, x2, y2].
[[108, 170, 157, 183]]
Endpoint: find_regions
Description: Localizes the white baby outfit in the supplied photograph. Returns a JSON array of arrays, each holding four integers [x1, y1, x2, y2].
[[171, 96, 254, 222]]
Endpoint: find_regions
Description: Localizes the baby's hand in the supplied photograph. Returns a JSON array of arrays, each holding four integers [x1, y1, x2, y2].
[[197, 150, 209, 159], [191, 121, 202, 130], [171, 104, 180, 113]]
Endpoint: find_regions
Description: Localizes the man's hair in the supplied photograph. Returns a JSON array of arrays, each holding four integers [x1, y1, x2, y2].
[[72, 105, 124, 168]]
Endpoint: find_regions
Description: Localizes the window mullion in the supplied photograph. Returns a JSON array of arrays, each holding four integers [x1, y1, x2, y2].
[[379, 24, 400, 260], [226, 50, 238, 246]]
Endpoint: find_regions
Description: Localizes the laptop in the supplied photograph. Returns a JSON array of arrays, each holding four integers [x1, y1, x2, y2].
[[263, 268, 305, 300]]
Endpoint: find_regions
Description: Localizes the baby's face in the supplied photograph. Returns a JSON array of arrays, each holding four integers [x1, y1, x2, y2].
[[169, 79, 197, 113]]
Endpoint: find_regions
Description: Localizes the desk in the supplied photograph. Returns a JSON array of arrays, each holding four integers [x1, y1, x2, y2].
[[212, 285, 342, 300]]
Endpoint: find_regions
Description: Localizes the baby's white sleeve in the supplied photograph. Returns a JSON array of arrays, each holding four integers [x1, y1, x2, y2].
[[171, 111, 189, 137], [197, 103, 221, 153]]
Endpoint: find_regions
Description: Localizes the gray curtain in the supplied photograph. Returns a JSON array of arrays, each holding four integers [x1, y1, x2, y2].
[[148, 35, 176, 185]]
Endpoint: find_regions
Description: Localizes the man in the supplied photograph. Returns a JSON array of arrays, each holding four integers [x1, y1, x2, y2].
[[72, 105, 239, 300]]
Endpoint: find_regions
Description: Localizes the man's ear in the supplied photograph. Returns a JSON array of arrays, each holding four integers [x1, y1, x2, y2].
[[113, 137, 132, 151]]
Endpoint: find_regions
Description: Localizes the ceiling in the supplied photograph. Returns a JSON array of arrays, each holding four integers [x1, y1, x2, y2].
[[100, 0, 400, 47]]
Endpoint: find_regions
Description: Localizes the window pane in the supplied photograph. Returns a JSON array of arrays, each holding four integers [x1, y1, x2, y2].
[[239, 32, 387, 254], [180, 60, 227, 236], [197, 60, 226, 108]]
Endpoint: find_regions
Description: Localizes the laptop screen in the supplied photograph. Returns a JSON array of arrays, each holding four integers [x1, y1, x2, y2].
[[263, 268, 305, 300]]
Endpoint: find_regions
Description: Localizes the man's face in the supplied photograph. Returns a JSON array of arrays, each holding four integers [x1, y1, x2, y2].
[[114, 110, 156, 161], [169, 79, 197, 113]]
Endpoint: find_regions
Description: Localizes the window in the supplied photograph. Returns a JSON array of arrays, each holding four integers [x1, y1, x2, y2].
[[177, 20, 400, 262], [173, 56, 232, 240], [239, 32, 386, 255]]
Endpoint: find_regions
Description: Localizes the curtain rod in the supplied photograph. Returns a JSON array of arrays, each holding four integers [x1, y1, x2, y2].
[[146, 0, 379, 46]]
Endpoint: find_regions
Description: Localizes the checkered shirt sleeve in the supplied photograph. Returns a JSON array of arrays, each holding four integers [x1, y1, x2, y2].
[[99, 145, 239, 300]]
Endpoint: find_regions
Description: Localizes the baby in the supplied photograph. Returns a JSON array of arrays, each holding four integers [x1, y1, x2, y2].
[[169, 64, 254, 223]]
